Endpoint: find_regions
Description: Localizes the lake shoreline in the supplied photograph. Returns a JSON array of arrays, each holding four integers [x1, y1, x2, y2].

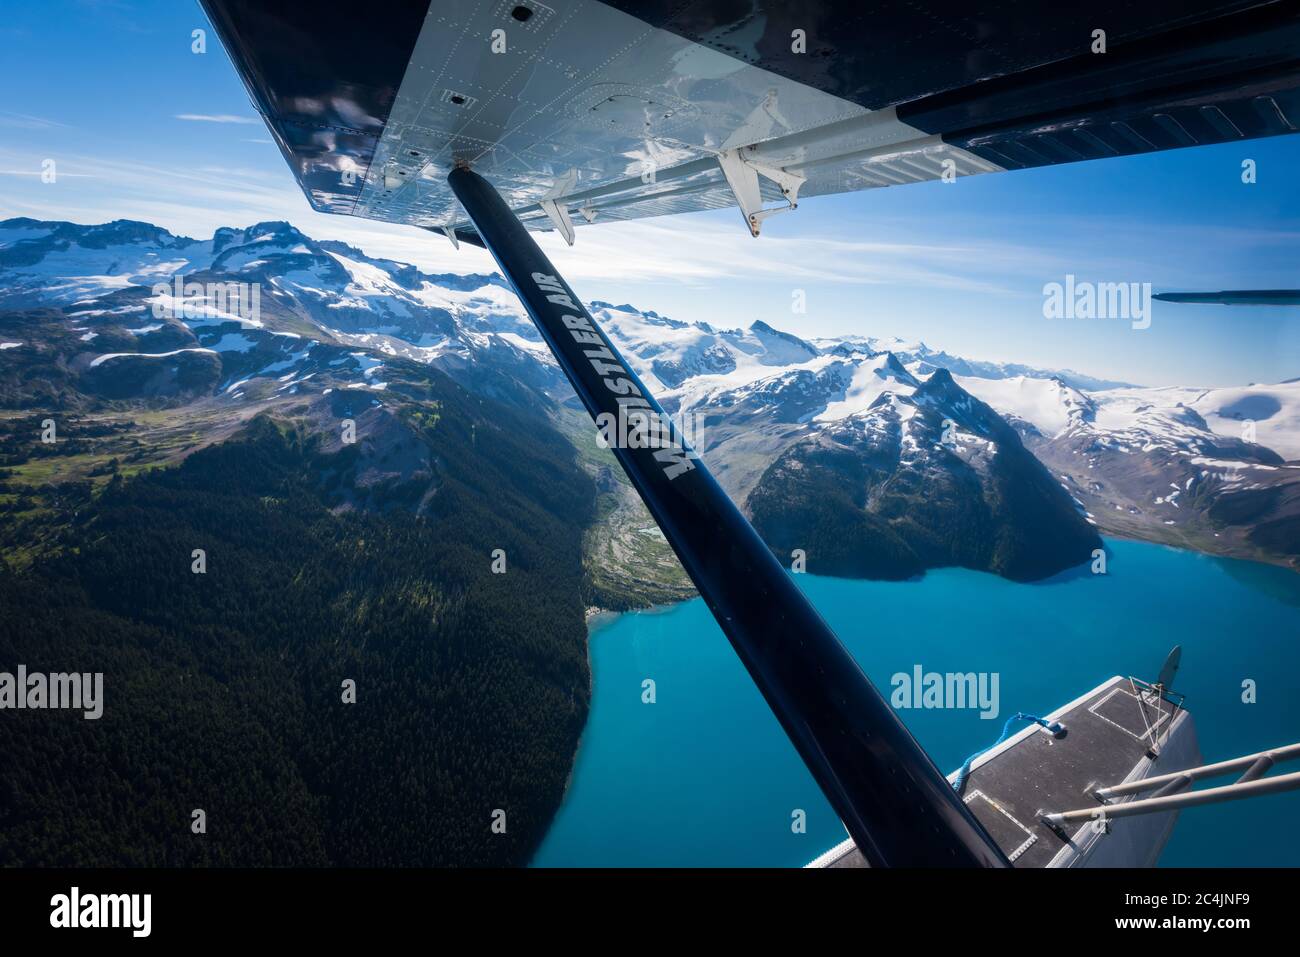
[[536, 538, 1300, 867]]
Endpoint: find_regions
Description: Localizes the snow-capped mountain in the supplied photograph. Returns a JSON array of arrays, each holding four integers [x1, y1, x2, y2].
[[746, 365, 1102, 581], [813, 336, 1134, 393], [950, 374, 1300, 566], [951, 375, 1095, 438], [0, 217, 559, 406], [3, 217, 1295, 575]]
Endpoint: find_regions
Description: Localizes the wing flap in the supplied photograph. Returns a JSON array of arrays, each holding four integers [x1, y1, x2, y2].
[[201, 0, 1300, 240]]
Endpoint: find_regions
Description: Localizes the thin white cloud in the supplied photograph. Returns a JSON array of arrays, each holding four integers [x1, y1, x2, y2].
[[3, 143, 1294, 314], [197, 166, 276, 178], [0, 169, 96, 178], [175, 114, 260, 125], [0, 111, 67, 130], [534, 212, 1054, 294]]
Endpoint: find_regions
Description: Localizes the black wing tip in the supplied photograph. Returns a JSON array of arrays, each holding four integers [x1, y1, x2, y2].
[[1154, 290, 1300, 305]]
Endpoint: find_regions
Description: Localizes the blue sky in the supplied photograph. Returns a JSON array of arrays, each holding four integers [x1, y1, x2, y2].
[[2, 0, 1298, 387]]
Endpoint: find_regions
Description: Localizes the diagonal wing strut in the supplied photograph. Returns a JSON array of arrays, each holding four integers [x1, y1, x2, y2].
[[448, 164, 1008, 868]]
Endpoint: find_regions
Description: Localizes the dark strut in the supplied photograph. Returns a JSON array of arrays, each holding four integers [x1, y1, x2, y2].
[[448, 166, 1008, 868]]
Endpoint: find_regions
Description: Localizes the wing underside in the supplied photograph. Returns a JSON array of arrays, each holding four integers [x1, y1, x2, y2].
[[201, 0, 1300, 241]]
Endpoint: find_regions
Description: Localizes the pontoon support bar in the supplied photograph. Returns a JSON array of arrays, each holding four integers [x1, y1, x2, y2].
[[1048, 770, 1300, 826], [1095, 742, 1300, 799], [447, 166, 1006, 868]]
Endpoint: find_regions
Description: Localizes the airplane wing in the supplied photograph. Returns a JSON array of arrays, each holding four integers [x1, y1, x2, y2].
[[200, 0, 1300, 242], [1155, 290, 1300, 304]]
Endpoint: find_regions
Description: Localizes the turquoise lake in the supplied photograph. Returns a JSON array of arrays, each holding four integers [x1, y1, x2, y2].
[[532, 539, 1300, 867]]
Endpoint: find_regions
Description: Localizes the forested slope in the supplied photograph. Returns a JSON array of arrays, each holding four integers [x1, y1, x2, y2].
[[0, 375, 594, 866]]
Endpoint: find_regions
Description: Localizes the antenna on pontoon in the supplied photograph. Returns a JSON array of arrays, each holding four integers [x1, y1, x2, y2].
[[1039, 646, 1300, 832], [1155, 644, 1181, 694], [1124, 646, 1185, 759]]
